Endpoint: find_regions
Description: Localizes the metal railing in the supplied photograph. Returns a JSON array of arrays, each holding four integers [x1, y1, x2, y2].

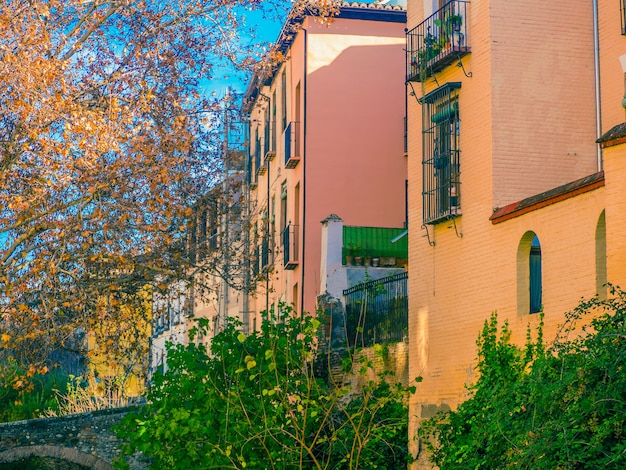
[[406, 0, 470, 82], [284, 121, 301, 168], [422, 82, 462, 224], [282, 223, 299, 269], [254, 137, 262, 176], [261, 234, 272, 269], [343, 272, 408, 348], [264, 119, 276, 158]]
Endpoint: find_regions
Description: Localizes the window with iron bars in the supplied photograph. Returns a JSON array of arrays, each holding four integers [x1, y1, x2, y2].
[[421, 82, 461, 224]]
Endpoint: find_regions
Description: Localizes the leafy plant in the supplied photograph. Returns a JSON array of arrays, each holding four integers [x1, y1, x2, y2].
[[423, 287, 626, 469], [0, 360, 68, 421], [114, 304, 417, 469]]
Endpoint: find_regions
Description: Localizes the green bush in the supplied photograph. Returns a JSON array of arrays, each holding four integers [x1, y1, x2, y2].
[[0, 361, 66, 421], [114, 305, 416, 469], [423, 287, 626, 469]]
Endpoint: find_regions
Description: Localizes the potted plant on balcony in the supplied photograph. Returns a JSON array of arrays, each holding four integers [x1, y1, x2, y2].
[[353, 244, 364, 266], [449, 15, 464, 48], [345, 244, 355, 266], [421, 32, 441, 62], [435, 14, 463, 49], [416, 32, 441, 81], [448, 14, 462, 32]]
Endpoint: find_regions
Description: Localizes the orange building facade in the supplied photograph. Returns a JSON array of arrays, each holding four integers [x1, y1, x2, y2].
[[242, 3, 408, 324], [406, 0, 626, 465]]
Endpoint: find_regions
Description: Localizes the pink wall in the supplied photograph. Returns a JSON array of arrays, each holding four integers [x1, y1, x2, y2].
[[302, 18, 407, 313], [245, 12, 407, 317]]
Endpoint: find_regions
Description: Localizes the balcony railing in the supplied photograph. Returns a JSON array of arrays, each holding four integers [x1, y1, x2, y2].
[[343, 272, 408, 348], [406, 0, 470, 82], [261, 234, 272, 270], [282, 223, 299, 270], [254, 138, 267, 176], [284, 121, 301, 169], [264, 120, 276, 161]]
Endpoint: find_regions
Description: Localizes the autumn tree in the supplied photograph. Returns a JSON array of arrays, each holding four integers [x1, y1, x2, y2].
[[0, 0, 341, 397]]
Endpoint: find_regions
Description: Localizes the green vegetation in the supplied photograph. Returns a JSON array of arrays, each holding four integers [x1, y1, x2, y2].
[[422, 287, 626, 469], [114, 304, 417, 469], [0, 360, 67, 421]]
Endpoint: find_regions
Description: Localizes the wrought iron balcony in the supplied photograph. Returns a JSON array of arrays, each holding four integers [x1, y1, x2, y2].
[[264, 120, 276, 161], [253, 137, 267, 176], [261, 234, 273, 270], [282, 223, 299, 270], [284, 121, 301, 169], [406, 0, 470, 82]]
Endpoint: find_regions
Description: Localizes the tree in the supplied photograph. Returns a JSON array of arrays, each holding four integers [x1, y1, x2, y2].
[[114, 305, 416, 469], [0, 0, 340, 392], [423, 287, 626, 469]]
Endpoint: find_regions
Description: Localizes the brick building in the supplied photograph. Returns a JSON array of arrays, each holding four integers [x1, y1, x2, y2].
[[405, 0, 626, 465]]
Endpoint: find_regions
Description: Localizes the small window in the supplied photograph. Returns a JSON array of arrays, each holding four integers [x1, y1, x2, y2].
[[280, 181, 288, 238], [622, 0, 626, 34], [596, 211, 607, 299], [529, 235, 542, 314], [421, 82, 461, 224], [517, 231, 542, 315]]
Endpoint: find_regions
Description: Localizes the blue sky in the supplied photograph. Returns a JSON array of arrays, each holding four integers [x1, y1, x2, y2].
[[204, 5, 285, 99], [206, 1, 407, 98]]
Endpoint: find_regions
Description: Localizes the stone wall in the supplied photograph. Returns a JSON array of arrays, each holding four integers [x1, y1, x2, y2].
[[0, 406, 147, 469]]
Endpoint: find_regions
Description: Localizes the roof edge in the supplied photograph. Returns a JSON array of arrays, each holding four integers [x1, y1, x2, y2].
[[597, 122, 626, 149], [490, 172, 605, 224], [242, 2, 406, 114]]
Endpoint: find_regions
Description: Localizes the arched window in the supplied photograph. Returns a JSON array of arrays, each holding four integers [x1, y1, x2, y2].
[[596, 210, 607, 299], [517, 231, 542, 315], [529, 235, 542, 314]]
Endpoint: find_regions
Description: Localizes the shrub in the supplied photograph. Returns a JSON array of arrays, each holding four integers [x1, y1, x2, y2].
[[114, 305, 417, 469], [423, 288, 626, 469]]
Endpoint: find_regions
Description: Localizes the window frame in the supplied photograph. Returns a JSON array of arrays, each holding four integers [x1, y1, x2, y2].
[[420, 82, 462, 225], [529, 235, 542, 314]]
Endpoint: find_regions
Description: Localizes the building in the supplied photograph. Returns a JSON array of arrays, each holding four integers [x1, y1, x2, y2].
[[150, 101, 248, 371], [242, 1, 408, 325], [405, 0, 626, 465]]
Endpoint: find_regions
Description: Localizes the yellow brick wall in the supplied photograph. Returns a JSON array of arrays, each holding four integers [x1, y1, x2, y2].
[[406, 0, 625, 467]]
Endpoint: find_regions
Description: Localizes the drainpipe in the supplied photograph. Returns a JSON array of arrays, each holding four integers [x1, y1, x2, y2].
[[300, 27, 308, 317], [593, 0, 602, 171], [242, 115, 250, 334], [266, 148, 271, 316]]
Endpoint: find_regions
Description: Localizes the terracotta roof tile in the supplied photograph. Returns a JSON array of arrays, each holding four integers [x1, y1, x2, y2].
[[490, 172, 605, 224]]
